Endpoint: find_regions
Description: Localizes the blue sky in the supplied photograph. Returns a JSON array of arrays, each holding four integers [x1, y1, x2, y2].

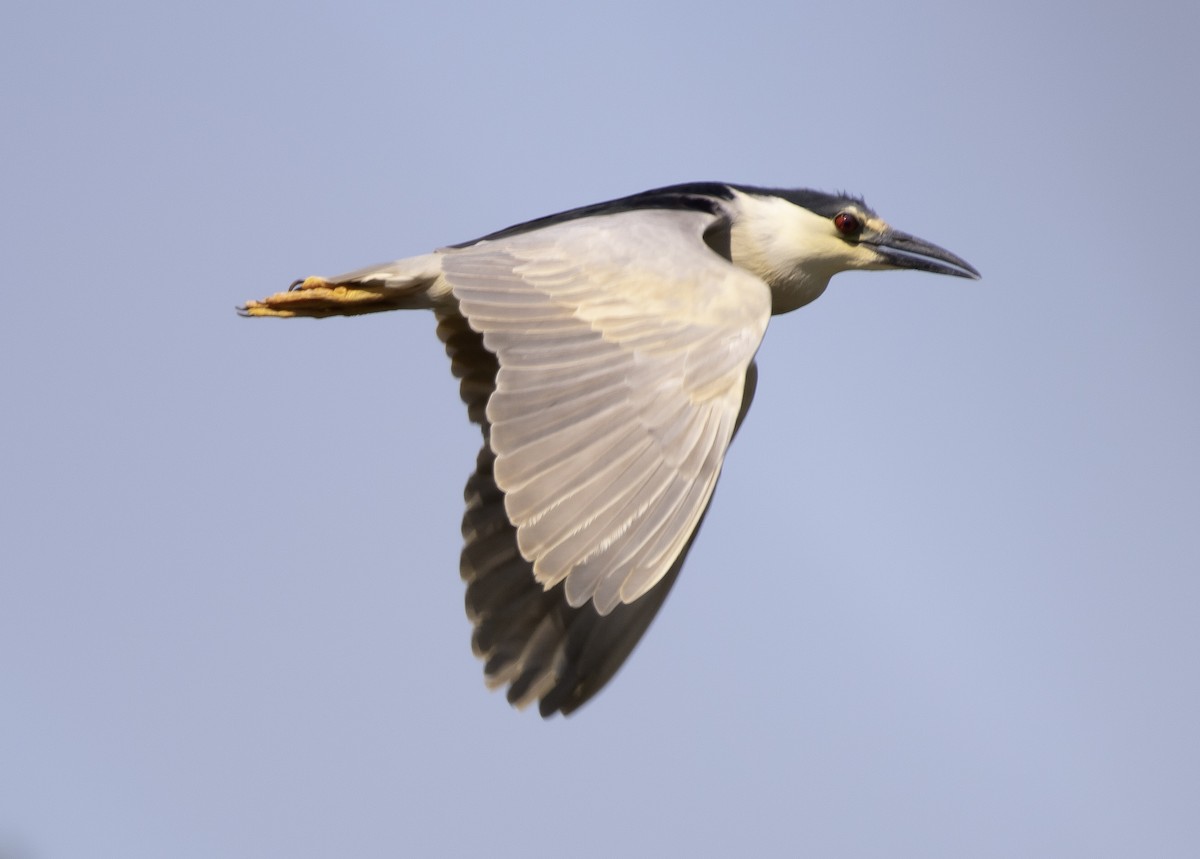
[[2, 2, 1198, 857]]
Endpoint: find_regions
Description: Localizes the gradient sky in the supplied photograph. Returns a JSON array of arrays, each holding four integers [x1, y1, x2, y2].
[[3, 2, 1198, 857]]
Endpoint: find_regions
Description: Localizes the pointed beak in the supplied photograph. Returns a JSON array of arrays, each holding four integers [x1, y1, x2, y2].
[[866, 229, 981, 279]]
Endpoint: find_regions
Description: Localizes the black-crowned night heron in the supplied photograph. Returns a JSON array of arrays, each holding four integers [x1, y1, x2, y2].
[[241, 182, 979, 717]]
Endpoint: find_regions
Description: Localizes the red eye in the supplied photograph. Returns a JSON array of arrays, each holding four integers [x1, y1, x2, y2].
[[834, 212, 863, 236]]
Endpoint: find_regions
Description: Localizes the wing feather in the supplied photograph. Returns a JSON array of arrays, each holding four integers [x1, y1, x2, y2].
[[516, 440, 662, 556], [434, 205, 769, 715], [442, 208, 770, 614]]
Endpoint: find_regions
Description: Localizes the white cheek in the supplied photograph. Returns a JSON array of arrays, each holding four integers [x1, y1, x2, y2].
[[727, 191, 883, 313]]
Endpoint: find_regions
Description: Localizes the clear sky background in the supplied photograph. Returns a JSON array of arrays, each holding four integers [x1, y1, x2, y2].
[[2, 2, 1198, 857]]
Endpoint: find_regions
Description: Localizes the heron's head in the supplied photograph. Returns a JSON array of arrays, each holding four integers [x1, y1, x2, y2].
[[727, 186, 980, 314]]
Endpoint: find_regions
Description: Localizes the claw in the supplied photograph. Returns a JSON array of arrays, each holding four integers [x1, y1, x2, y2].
[[239, 277, 398, 318]]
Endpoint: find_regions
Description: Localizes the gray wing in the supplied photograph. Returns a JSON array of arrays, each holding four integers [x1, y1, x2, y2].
[[437, 309, 760, 716], [442, 208, 772, 616]]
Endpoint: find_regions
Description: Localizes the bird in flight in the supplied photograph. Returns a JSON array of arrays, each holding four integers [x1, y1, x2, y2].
[[240, 182, 979, 717]]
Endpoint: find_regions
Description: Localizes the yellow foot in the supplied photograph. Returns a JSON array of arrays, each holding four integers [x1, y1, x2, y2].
[[238, 277, 397, 318]]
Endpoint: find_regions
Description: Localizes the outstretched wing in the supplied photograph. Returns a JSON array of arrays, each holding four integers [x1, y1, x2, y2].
[[442, 207, 772, 616], [438, 309, 760, 716]]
